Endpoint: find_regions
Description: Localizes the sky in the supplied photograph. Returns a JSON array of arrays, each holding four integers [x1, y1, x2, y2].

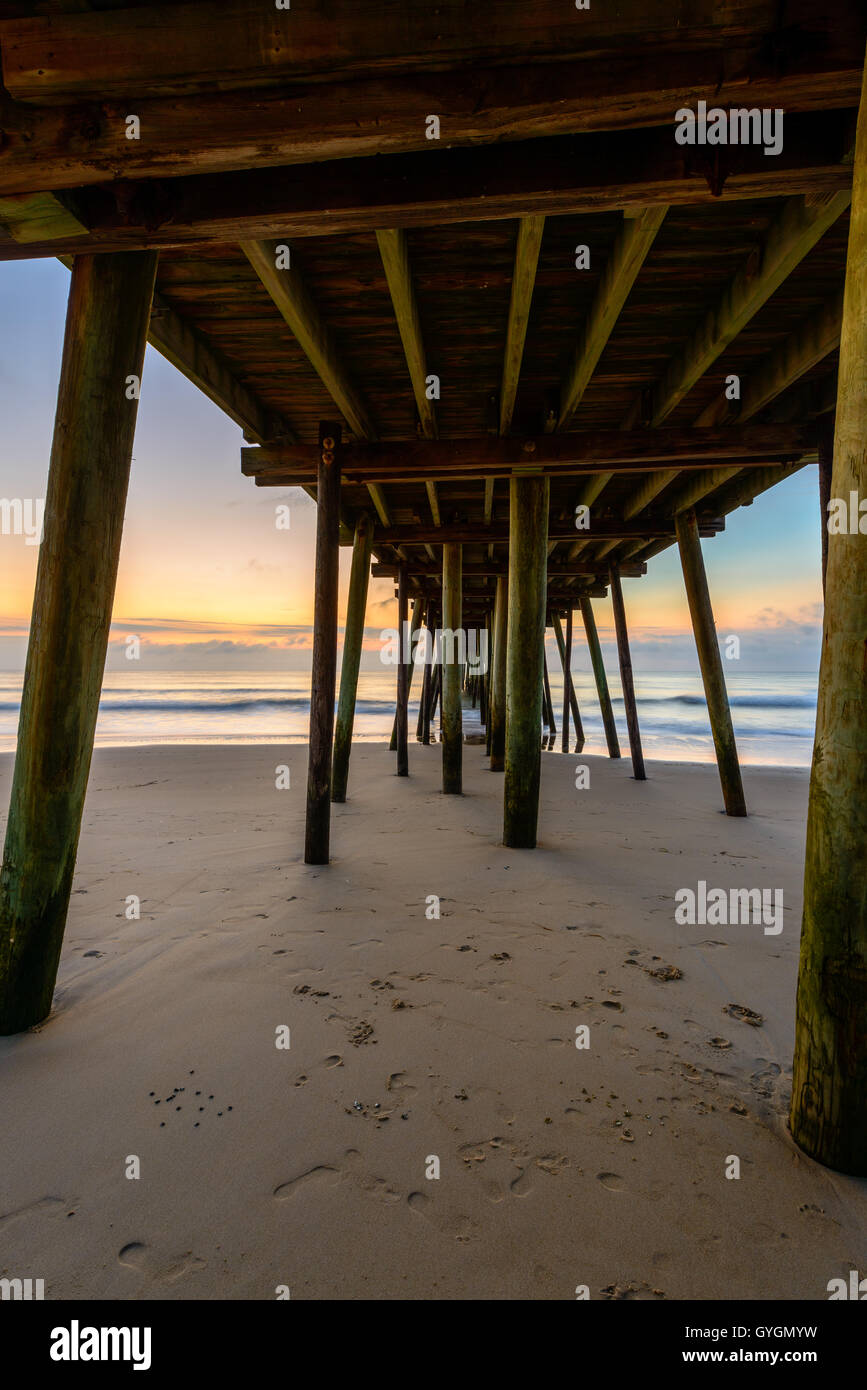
[[0, 258, 824, 677]]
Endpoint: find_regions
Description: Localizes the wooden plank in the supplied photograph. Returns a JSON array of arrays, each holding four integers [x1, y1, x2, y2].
[[243, 425, 813, 481], [0, 249, 158, 1034], [0, 115, 854, 261], [558, 206, 667, 428], [675, 508, 746, 816], [372, 561, 645, 578], [304, 424, 342, 864], [3, 45, 863, 197], [499, 215, 545, 435], [365, 518, 721, 546], [241, 238, 375, 441], [0, 189, 88, 242], [2, 0, 827, 102], [376, 227, 437, 439]]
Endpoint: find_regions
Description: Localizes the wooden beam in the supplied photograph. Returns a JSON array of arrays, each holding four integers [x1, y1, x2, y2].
[[490, 574, 508, 772], [504, 476, 549, 847], [609, 562, 645, 780], [499, 215, 545, 435], [552, 610, 583, 753], [675, 508, 747, 816], [366, 518, 721, 547], [396, 565, 410, 776], [791, 44, 867, 1172], [332, 513, 373, 804], [558, 206, 667, 429], [304, 424, 342, 865], [241, 239, 375, 441], [0, 249, 158, 1034], [243, 424, 813, 483], [0, 115, 854, 261], [371, 560, 645, 578], [441, 542, 462, 794], [652, 192, 851, 426], [8, 0, 855, 103], [0, 189, 87, 242], [376, 227, 437, 439], [2, 34, 864, 196]]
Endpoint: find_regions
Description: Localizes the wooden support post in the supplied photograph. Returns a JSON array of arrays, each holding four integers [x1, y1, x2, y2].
[[483, 611, 491, 755], [490, 576, 508, 771], [579, 594, 621, 758], [818, 414, 834, 596], [420, 622, 433, 744], [542, 646, 557, 736], [608, 562, 646, 781], [305, 423, 341, 865], [442, 542, 463, 793], [562, 608, 573, 752], [553, 610, 584, 751], [791, 55, 867, 1176], [390, 593, 424, 749], [396, 565, 409, 776], [332, 512, 372, 803], [504, 476, 549, 848], [0, 250, 158, 1034], [675, 508, 747, 816]]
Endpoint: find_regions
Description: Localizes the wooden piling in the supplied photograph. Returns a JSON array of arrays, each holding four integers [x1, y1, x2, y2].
[[420, 623, 433, 744], [390, 593, 425, 750], [305, 423, 342, 864], [553, 610, 584, 751], [579, 595, 621, 758], [504, 476, 549, 848], [442, 542, 463, 793], [608, 562, 646, 781], [791, 55, 867, 1175], [561, 608, 573, 753], [0, 251, 158, 1034], [542, 646, 557, 736], [818, 414, 834, 597], [396, 565, 409, 775], [332, 513, 372, 803], [675, 508, 746, 816], [490, 576, 508, 771]]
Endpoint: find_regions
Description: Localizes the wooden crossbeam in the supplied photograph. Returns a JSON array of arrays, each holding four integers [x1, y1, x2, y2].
[[364, 518, 723, 547], [0, 115, 854, 261], [372, 561, 646, 578], [243, 425, 813, 485], [557, 206, 667, 429], [6, 0, 849, 103], [499, 215, 545, 435], [2, 39, 863, 199]]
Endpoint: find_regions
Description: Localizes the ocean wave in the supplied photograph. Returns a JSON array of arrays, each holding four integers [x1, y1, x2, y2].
[[612, 694, 816, 710]]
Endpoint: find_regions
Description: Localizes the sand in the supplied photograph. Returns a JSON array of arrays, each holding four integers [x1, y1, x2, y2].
[[1, 742, 865, 1301]]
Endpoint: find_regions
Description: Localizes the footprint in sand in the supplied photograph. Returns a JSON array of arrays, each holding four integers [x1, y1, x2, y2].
[[324, 1054, 343, 1069], [597, 1172, 625, 1191], [118, 1242, 207, 1285], [407, 1191, 474, 1240], [273, 1165, 342, 1201], [0, 1195, 67, 1232]]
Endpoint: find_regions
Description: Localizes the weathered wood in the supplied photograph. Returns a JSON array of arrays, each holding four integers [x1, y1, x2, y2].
[[553, 610, 583, 752], [2, 39, 863, 196], [8, 0, 856, 101], [389, 593, 425, 749], [355, 518, 721, 548], [504, 476, 549, 847], [332, 513, 373, 804], [499, 215, 545, 435], [0, 115, 854, 261], [653, 192, 851, 426], [376, 227, 437, 440], [396, 565, 409, 776], [0, 249, 158, 1035], [608, 562, 645, 780], [244, 425, 813, 483], [818, 415, 834, 595], [489, 575, 508, 772], [558, 206, 667, 428], [305, 424, 342, 865], [0, 189, 87, 242], [579, 595, 620, 758], [441, 543, 463, 794], [372, 560, 645, 578], [241, 239, 375, 441], [542, 647, 557, 737], [790, 52, 867, 1176], [675, 508, 747, 816]]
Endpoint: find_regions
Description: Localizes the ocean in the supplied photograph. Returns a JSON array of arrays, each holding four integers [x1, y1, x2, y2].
[[0, 667, 818, 767]]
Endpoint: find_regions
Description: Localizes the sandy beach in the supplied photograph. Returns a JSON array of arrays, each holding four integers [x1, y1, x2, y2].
[[1, 742, 864, 1301]]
